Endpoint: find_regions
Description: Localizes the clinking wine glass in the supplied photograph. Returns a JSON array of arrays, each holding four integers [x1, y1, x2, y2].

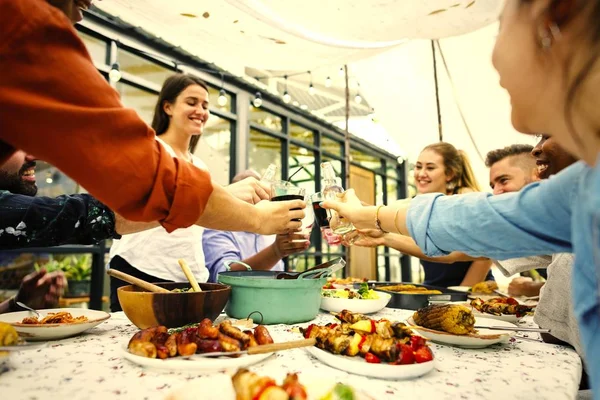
[[271, 181, 310, 243]]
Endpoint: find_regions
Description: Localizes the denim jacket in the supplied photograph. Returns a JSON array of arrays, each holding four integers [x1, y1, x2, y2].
[[407, 161, 599, 399]]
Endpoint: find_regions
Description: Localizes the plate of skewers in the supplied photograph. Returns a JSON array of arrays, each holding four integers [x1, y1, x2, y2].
[[301, 310, 435, 380], [122, 318, 307, 371]]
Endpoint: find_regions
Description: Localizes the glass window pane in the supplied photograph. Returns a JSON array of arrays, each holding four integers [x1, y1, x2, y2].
[[117, 49, 174, 86], [249, 129, 282, 178], [207, 85, 233, 114], [194, 116, 232, 186], [321, 135, 343, 156], [387, 179, 398, 203], [116, 83, 158, 124], [289, 145, 316, 195], [249, 106, 283, 132], [350, 148, 382, 172], [290, 122, 314, 146], [78, 32, 107, 65], [375, 175, 384, 205], [386, 163, 399, 180], [287, 254, 316, 273]]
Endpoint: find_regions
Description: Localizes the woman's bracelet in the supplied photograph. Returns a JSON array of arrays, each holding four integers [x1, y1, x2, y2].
[[393, 207, 402, 234], [375, 205, 388, 233]]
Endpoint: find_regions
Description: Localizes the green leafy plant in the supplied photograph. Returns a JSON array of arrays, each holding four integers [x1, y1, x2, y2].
[[35, 254, 92, 281]]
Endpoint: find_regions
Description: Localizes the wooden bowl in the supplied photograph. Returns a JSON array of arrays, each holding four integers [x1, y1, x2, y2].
[[117, 282, 231, 329]]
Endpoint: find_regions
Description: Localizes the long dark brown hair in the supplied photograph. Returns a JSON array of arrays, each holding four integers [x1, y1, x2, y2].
[[151, 74, 209, 151]]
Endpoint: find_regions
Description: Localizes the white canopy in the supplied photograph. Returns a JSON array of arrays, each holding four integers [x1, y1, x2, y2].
[[96, 0, 530, 191]]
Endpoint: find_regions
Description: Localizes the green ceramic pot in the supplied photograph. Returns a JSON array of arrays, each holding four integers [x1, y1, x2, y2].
[[217, 261, 327, 325]]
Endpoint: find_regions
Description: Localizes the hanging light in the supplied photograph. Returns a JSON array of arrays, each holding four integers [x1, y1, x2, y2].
[[292, 101, 300, 107], [354, 93, 362, 104], [109, 62, 121, 82], [300, 104, 308, 110], [368, 108, 377, 122], [217, 73, 228, 107], [325, 76, 332, 87], [283, 91, 291, 104], [338, 67, 344, 77], [217, 89, 228, 107], [308, 71, 315, 95], [282, 75, 291, 103], [252, 92, 263, 108]]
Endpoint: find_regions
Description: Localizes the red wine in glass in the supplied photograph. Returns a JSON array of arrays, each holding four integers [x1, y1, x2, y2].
[[272, 194, 304, 221], [312, 201, 329, 228]]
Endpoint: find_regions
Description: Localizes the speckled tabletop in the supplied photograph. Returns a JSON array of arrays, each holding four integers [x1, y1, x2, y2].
[[0, 309, 582, 400]]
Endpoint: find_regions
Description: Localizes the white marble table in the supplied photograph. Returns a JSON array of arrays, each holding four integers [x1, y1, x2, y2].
[[0, 309, 582, 400]]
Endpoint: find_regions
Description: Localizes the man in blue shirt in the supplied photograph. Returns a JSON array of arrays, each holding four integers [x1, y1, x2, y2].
[[203, 170, 309, 282]]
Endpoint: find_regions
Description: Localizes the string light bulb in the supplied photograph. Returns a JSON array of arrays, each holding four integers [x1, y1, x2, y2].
[[354, 93, 362, 104], [217, 89, 228, 107], [283, 91, 291, 104], [338, 67, 344, 77], [325, 76, 332, 87], [282, 75, 291, 103], [308, 71, 315, 95], [217, 73, 227, 107], [252, 92, 263, 108], [109, 62, 121, 82]]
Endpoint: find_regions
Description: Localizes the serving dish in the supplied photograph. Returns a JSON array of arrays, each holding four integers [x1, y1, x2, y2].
[[305, 346, 434, 379], [320, 291, 391, 314], [118, 282, 231, 329], [370, 282, 468, 310], [217, 260, 344, 324], [0, 308, 110, 341], [406, 316, 516, 348], [122, 345, 273, 371]]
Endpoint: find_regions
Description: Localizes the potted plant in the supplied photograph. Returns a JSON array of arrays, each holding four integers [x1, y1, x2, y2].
[[35, 254, 92, 297]]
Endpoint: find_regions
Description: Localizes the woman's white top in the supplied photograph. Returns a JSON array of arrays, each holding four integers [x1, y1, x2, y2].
[[108, 138, 209, 283]]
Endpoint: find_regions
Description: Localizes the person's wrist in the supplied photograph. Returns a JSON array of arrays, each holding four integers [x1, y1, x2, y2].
[[356, 206, 377, 230], [271, 243, 283, 259], [7, 296, 19, 312]]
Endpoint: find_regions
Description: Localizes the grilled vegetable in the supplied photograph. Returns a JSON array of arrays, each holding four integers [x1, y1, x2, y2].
[[413, 304, 475, 335], [0, 322, 18, 346], [471, 280, 498, 294]]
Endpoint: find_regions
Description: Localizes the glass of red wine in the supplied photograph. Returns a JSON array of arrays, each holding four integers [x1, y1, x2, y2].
[[310, 192, 342, 245]]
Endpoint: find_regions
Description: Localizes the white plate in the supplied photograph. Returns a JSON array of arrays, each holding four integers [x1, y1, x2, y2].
[[447, 286, 471, 293], [121, 344, 273, 371], [305, 346, 435, 380], [406, 316, 516, 349], [0, 308, 110, 341], [166, 372, 375, 400], [320, 292, 392, 314]]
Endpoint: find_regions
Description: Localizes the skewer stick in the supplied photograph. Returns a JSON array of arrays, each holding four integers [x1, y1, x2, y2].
[[178, 259, 202, 292]]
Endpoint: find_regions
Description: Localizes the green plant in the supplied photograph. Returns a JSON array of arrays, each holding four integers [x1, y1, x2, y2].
[[35, 254, 92, 281]]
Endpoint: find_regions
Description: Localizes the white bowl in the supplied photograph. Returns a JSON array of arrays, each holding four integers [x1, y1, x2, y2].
[[320, 292, 391, 314], [0, 308, 110, 341]]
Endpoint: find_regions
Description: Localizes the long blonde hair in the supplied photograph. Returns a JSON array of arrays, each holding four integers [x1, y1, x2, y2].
[[423, 142, 481, 193]]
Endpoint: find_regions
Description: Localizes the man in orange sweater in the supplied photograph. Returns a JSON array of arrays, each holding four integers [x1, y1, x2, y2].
[[0, 0, 304, 235]]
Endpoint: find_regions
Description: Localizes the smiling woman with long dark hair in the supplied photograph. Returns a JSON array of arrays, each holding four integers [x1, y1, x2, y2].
[[323, 1, 600, 396]]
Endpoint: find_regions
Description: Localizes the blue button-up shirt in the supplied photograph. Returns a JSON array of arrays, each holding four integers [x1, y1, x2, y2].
[[407, 160, 599, 398], [202, 230, 284, 283]]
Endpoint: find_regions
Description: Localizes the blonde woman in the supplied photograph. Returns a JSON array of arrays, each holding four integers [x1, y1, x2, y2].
[[358, 143, 492, 288]]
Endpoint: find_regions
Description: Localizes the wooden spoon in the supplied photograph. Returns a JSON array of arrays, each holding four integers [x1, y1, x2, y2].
[[107, 269, 169, 293], [178, 259, 202, 292]]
